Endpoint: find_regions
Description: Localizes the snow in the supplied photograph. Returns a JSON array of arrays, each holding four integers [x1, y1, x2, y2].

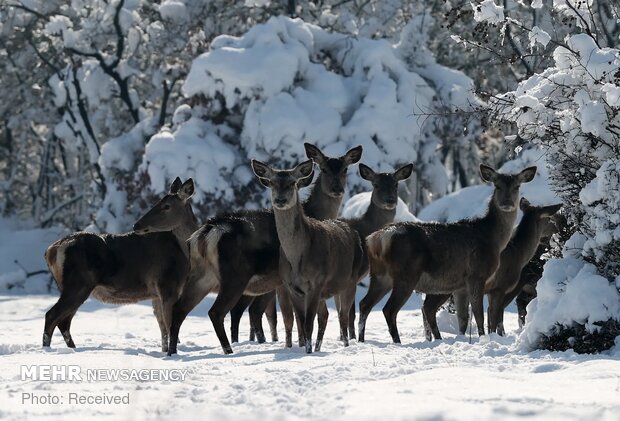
[[341, 192, 419, 222], [0, 291, 618, 420], [418, 149, 557, 222], [158, 1, 188, 23], [0, 218, 65, 292], [521, 251, 620, 350], [472, 1, 505, 25], [159, 15, 475, 217], [528, 26, 551, 50]]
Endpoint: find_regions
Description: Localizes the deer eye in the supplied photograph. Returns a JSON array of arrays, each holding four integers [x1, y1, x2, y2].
[[162, 203, 171, 211]]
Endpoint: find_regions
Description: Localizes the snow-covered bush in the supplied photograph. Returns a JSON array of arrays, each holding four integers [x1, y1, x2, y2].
[[492, 30, 620, 351], [135, 16, 479, 222]]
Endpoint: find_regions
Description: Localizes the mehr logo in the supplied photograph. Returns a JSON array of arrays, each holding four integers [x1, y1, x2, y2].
[[20, 365, 188, 382]]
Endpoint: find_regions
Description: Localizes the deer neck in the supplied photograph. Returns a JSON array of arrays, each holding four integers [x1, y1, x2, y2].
[[508, 212, 543, 266], [303, 173, 341, 220], [482, 191, 518, 251], [274, 196, 310, 265], [359, 198, 396, 238], [171, 205, 199, 259]]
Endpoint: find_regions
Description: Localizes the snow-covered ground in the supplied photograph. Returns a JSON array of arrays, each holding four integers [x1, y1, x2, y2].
[[1, 290, 619, 420]]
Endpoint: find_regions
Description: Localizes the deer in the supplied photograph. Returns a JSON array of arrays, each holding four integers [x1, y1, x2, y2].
[[513, 212, 565, 327], [337, 163, 414, 340], [228, 144, 362, 346], [358, 164, 537, 344], [161, 144, 362, 355], [426, 198, 562, 337], [251, 159, 364, 353], [43, 178, 197, 352], [485, 198, 562, 335]]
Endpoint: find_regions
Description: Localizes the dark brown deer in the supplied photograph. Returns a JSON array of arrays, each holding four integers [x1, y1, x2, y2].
[[164, 144, 362, 355], [485, 198, 561, 335], [338, 163, 413, 340], [512, 212, 565, 327], [252, 159, 363, 353], [228, 144, 361, 345], [428, 198, 562, 338], [358, 164, 536, 344], [43, 178, 197, 352]]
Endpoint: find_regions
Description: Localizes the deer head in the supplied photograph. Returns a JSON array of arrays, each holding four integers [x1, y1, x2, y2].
[[480, 164, 537, 212], [251, 159, 315, 210], [359, 163, 414, 210], [304, 143, 363, 198], [133, 177, 195, 234], [519, 197, 562, 238]]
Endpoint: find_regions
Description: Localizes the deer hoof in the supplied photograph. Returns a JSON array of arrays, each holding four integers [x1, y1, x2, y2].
[[223, 346, 234, 355]]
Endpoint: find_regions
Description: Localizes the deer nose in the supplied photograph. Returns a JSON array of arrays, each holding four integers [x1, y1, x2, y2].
[[274, 198, 287, 208], [384, 198, 397, 209], [133, 222, 149, 233]]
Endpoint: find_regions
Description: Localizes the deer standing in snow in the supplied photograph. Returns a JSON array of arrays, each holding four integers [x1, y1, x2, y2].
[[358, 164, 536, 343], [43, 178, 197, 352], [252, 159, 363, 353]]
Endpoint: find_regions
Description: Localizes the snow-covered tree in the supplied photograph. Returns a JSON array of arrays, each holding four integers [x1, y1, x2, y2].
[[471, 1, 620, 352], [111, 15, 480, 231]]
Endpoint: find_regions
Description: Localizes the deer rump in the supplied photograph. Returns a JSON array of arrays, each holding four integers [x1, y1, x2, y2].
[[45, 231, 188, 304], [368, 220, 499, 294]]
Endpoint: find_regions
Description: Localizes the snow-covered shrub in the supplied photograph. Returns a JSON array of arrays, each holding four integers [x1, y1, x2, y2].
[[139, 16, 479, 221], [493, 31, 620, 352]]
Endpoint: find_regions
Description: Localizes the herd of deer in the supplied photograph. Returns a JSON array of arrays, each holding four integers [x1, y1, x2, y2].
[[42, 144, 561, 355]]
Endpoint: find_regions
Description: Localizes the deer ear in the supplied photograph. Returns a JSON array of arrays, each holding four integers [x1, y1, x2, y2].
[[304, 143, 326, 166], [519, 197, 531, 212], [394, 163, 414, 181], [293, 159, 314, 180], [541, 203, 562, 216], [359, 163, 377, 182], [518, 166, 537, 183], [479, 164, 497, 183], [256, 177, 271, 188], [178, 178, 195, 201], [343, 145, 363, 165], [251, 159, 273, 180], [297, 170, 315, 189], [170, 177, 182, 194]]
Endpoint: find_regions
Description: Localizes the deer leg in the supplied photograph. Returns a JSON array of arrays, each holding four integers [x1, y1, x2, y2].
[[422, 294, 450, 341], [277, 286, 296, 348], [515, 288, 535, 329], [467, 280, 486, 337], [229, 295, 253, 343], [249, 291, 276, 344], [337, 286, 356, 347], [382, 277, 416, 344], [303, 290, 321, 354], [288, 290, 307, 349], [43, 283, 92, 348], [209, 285, 246, 355], [159, 297, 175, 354], [453, 289, 470, 335], [152, 298, 169, 352], [348, 299, 356, 340], [497, 311, 506, 336], [358, 273, 392, 342], [57, 312, 77, 348], [264, 292, 278, 342], [314, 300, 329, 352], [168, 278, 211, 356], [487, 290, 505, 335]]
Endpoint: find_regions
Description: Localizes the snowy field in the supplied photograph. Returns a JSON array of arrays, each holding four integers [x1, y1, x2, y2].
[[1, 290, 619, 421]]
